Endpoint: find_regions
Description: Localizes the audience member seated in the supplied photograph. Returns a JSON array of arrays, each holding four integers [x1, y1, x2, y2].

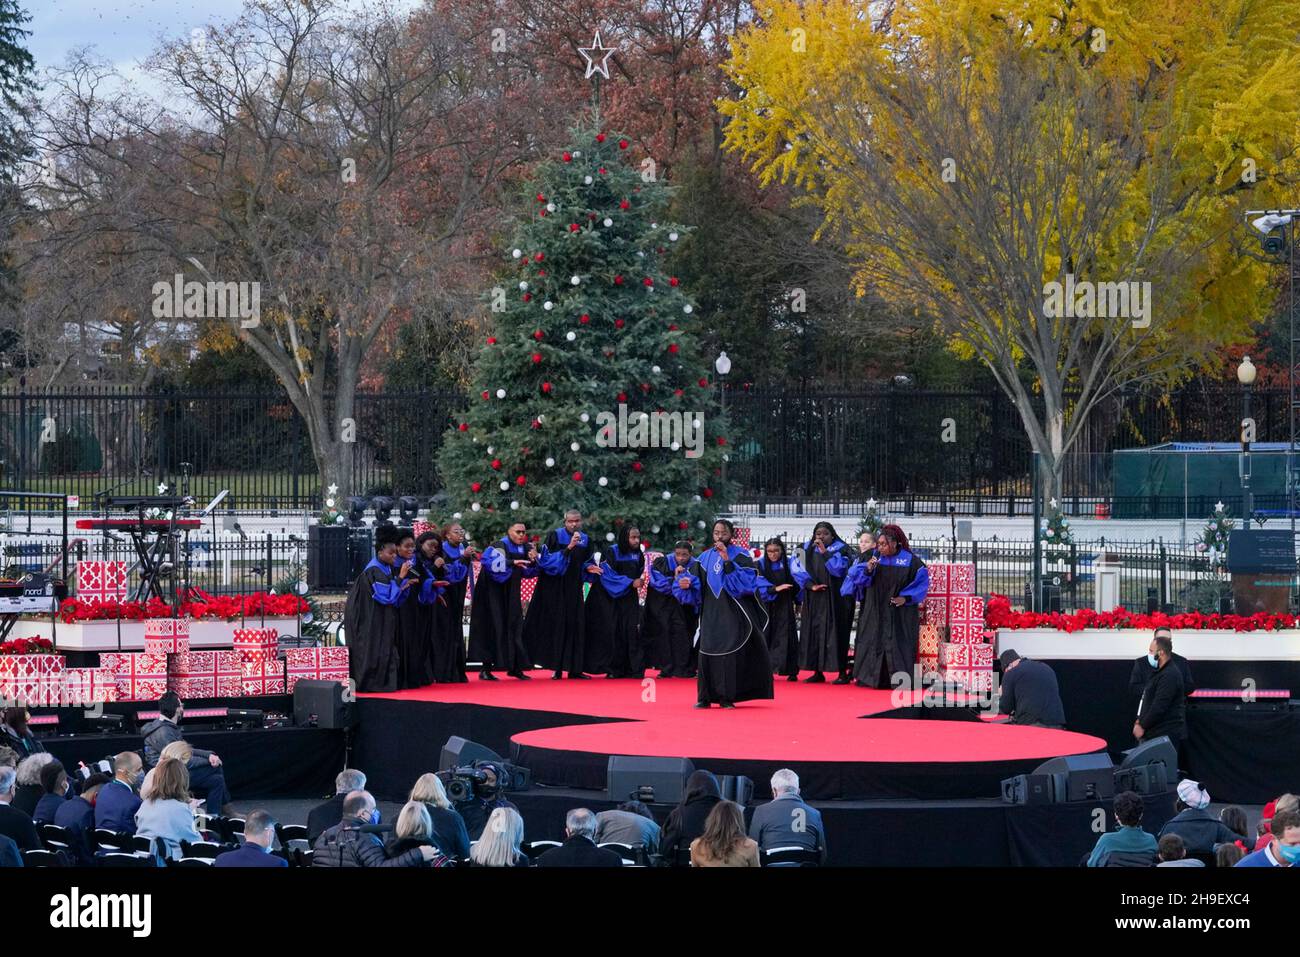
[[0, 832, 19, 867], [691, 800, 760, 867], [141, 693, 234, 816], [214, 810, 288, 868], [536, 808, 624, 867], [1087, 791, 1157, 867], [747, 768, 826, 862], [467, 807, 528, 867], [53, 772, 112, 865], [1219, 805, 1249, 848], [312, 790, 444, 867], [1155, 833, 1203, 867], [452, 762, 519, 842], [1216, 842, 1247, 868], [96, 752, 144, 835], [661, 770, 722, 861], [33, 760, 70, 825], [307, 768, 366, 845], [409, 773, 470, 860], [1236, 807, 1300, 867], [386, 801, 452, 867], [1158, 779, 1243, 854], [0, 745, 17, 769], [595, 800, 661, 854], [12, 753, 53, 816], [0, 766, 39, 851], [1, 708, 45, 759], [134, 757, 203, 860]]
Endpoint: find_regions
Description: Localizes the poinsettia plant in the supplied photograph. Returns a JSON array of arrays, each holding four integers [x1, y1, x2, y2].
[[985, 593, 1296, 633], [0, 637, 55, 654], [58, 591, 308, 624]]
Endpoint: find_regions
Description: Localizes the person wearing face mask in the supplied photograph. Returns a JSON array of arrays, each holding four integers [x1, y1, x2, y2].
[[1129, 627, 1194, 702], [524, 509, 595, 680], [95, 751, 145, 835], [395, 529, 438, 689], [1134, 633, 1186, 746], [213, 809, 289, 867], [54, 772, 112, 865], [1236, 807, 1300, 867], [312, 790, 446, 867], [32, 760, 71, 825]]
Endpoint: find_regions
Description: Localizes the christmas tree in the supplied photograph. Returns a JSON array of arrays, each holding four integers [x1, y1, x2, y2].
[[1041, 498, 1073, 551], [857, 498, 885, 538], [438, 118, 731, 549], [1197, 501, 1234, 556]]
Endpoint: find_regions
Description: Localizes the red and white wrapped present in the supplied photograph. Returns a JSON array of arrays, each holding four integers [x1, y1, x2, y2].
[[918, 622, 940, 657], [0, 652, 65, 682], [520, 577, 537, 604], [733, 527, 751, 549], [637, 551, 663, 602], [100, 652, 169, 701], [240, 660, 285, 696], [144, 617, 190, 656], [282, 647, 349, 693], [233, 628, 279, 664], [927, 562, 975, 596], [167, 651, 243, 698], [60, 667, 118, 705], [75, 560, 128, 602], [412, 520, 436, 538], [940, 666, 995, 692], [938, 642, 994, 669]]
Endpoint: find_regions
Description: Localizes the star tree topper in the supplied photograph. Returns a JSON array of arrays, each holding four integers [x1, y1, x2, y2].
[[579, 30, 616, 80]]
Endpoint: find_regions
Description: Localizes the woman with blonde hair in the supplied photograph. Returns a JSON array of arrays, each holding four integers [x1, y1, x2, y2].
[[690, 799, 759, 867], [467, 806, 528, 867], [134, 758, 202, 860], [409, 772, 471, 859], [385, 801, 450, 867]]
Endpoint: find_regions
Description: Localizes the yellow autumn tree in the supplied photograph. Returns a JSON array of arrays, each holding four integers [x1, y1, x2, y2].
[[719, 0, 1300, 499]]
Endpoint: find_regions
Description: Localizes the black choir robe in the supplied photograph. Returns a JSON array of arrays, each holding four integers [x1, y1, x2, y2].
[[522, 528, 593, 674], [797, 539, 852, 673], [642, 555, 700, 676], [688, 546, 774, 705], [432, 543, 472, 682], [757, 556, 801, 677], [396, 557, 438, 689], [467, 539, 537, 673], [844, 549, 930, 688], [344, 557, 408, 693], [584, 545, 645, 677]]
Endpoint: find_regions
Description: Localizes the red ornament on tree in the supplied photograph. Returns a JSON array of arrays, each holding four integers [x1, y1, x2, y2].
[[619, 138, 629, 149], [491, 458, 502, 469], [617, 391, 628, 402], [669, 277, 679, 287], [531, 353, 542, 364], [668, 343, 680, 354], [632, 462, 643, 472], [640, 383, 650, 392], [536, 193, 545, 202], [642, 277, 653, 287], [562, 151, 572, 162], [668, 323, 678, 331], [516, 475, 527, 486], [471, 482, 482, 492], [678, 521, 688, 529], [569, 223, 579, 232], [532, 329, 544, 340], [522, 293, 531, 302], [541, 381, 552, 393], [596, 133, 606, 143], [458, 423, 468, 432], [614, 275, 624, 286], [579, 313, 590, 324], [487, 336, 497, 344], [674, 388, 684, 397], [620, 199, 630, 210], [481, 390, 490, 400], [531, 418, 540, 429], [698, 378, 709, 387], [614, 318, 625, 329], [573, 471, 584, 481], [534, 252, 544, 262], [703, 488, 714, 498], [717, 437, 727, 446]]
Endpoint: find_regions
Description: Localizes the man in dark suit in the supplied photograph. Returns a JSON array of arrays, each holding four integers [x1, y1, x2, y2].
[[1136, 633, 1186, 744], [996, 650, 1066, 728], [307, 768, 367, 845], [0, 766, 39, 852], [0, 832, 20, 867], [1129, 627, 1194, 700], [32, 760, 70, 825], [140, 692, 233, 815], [95, 752, 144, 835], [53, 772, 111, 865], [747, 769, 827, 862], [214, 810, 289, 867], [536, 808, 624, 867]]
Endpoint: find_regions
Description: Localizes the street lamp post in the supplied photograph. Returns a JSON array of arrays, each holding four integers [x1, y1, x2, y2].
[[715, 351, 731, 487], [1239, 355, 1257, 524]]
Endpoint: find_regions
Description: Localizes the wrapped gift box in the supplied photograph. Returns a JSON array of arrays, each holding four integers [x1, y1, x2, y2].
[[100, 652, 169, 701], [919, 653, 940, 679], [412, 520, 436, 538], [637, 552, 663, 603], [733, 527, 751, 549], [0, 674, 61, 706], [60, 667, 118, 705], [938, 642, 995, 669], [918, 622, 940, 656], [0, 653, 66, 682], [240, 660, 285, 695], [75, 560, 128, 602], [939, 666, 994, 692], [282, 647, 349, 693], [167, 651, 243, 698], [144, 617, 190, 656], [520, 577, 537, 604], [233, 628, 279, 664], [927, 562, 975, 596]]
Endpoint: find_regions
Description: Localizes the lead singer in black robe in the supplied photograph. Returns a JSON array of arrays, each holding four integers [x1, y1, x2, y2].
[[844, 524, 930, 689], [757, 538, 802, 681], [688, 520, 774, 709], [344, 525, 411, 693], [467, 522, 539, 680], [523, 509, 593, 680]]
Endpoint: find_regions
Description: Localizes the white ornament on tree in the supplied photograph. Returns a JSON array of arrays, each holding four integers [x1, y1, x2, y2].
[[496, 389, 506, 399], [546, 202, 556, 212], [603, 217, 613, 227], [518, 281, 528, 291], [570, 276, 581, 286], [566, 331, 576, 341], [580, 413, 590, 423], [661, 491, 671, 500], [510, 501, 520, 510], [499, 481, 509, 491], [512, 249, 522, 258], [543, 301, 554, 311], [471, 503, 481, 511], [545, 457, 555, 468], [570, 442, 580, 451], [598, 477, 608, 487]]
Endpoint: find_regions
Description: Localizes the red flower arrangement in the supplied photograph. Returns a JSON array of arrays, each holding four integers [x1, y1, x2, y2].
[[0, 637, 54, 655], [984, 593, 1296, 633], [58, 592, 307, 624]]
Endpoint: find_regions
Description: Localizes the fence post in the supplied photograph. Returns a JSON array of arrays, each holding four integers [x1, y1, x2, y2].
[[266, 533, 273, 593], [971, 538, 980, 595], [1159, 540, 1169, 609], [16, 379, 27, 493], [1031, 451, 1042, 611]]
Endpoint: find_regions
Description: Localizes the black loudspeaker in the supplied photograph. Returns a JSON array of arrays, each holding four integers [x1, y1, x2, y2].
[[307, 525, 352, 589], [1033, 752, 1115, 803], [1000, 773, 1057, 805], [606, 756, 695, 804], [439, 736, 505, 772], [719, 775, 753, 805], [293, 679, 354, 729], [1114, 763, 1168, 796]]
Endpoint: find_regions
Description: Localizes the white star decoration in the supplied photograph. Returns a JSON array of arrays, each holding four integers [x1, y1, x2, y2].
[[1215, 501, 1225, 512], [866, 498, 877, 511], [579, 30, 616, 80], [1048, 497, 1058, 509], [157, 483, 168, 495], [327, 484, 339, 496]]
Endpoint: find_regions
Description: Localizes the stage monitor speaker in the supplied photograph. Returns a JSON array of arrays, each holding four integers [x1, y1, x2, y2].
[[1000, 773, 1057, 805], [293, 679, 355, 729], [719, 775, 753, 805], [1033, 752, 1115, 803], [1119, 736, 1177, 776], [1114, 763, 1168, 796], [439, 736, 505, 773], [607, 756, 695, 804]]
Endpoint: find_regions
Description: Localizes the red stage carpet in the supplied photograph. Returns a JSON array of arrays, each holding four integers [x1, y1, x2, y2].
[[365, 671, 1105, 766]]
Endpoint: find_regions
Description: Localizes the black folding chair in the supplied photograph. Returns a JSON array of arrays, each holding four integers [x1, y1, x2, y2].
[[170, 857, 214, 867], [23, 848, 64, 867], [99, 852, 157, 868], [93, 829, 131, 852], [522, 840, 562, 861], [275, 823, 310, 853], [760, 846, 822, 867], [179, 840, 225, 860], [39, 824, 73, 853]]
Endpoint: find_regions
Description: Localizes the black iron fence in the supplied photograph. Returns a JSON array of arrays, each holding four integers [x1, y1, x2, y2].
[[0, 383, 1282, 513]]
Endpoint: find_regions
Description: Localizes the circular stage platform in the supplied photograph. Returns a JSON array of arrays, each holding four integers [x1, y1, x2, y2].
[[361, 672, 1107, 801]]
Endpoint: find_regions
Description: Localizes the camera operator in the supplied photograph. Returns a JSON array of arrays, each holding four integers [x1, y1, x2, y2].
[[446, 761, 518, 841]]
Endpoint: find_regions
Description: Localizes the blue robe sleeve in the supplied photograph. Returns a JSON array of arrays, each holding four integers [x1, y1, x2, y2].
[[370, 569, 402, 606], [899, 564, 930, 604], [841, 560, 870, 600], [826, 546, 851, 579], [418, 572, 447, 605], [536, 545, 568, 576], [649, 562, 675, 596], [754, 572, 776, 603], [720, 558, 761, 600], [480, 546, 513, 584], [789, 555, 811, 603], [683, 561, 704, 607], [597, 562, 634, 597], [442, 556, 469, 585]]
